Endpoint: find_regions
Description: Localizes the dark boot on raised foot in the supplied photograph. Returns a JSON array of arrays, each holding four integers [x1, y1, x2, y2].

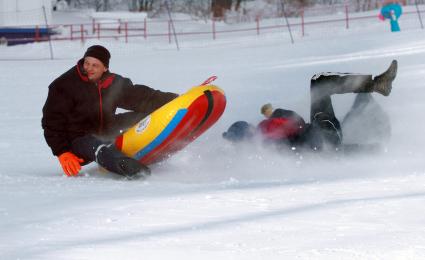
[[373, 60, 398, 96], [96, 144, 151, 179]]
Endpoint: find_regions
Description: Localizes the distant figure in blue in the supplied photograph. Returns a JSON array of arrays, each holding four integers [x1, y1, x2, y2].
[[379, 1, 403, 32]]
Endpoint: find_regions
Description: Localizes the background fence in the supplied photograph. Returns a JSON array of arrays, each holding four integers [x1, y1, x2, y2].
[[0, 4, 424, 50]]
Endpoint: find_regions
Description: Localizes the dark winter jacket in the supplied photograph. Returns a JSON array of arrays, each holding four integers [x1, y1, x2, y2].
[[257, 108, 332, 150], [42, 59, 178, 156], [258, 109, 306, 141]]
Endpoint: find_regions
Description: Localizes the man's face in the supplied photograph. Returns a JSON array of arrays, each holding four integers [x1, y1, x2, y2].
[[83, 56, 107, 82], [263, 108, 273, 118]]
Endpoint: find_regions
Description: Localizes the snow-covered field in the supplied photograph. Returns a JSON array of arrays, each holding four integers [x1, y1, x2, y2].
[[1, 9, 425, 259]]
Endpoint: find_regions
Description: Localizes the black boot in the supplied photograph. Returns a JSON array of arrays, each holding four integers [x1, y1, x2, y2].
[[373, 60, 398, 96], [95, 144, 151, 179]]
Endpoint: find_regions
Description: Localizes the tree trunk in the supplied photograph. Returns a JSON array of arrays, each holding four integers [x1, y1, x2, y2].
[[212, 0, 232, 18], [138, 0, 151, 11], [103, 0, 109, 11], [235, 0, 242, 11]]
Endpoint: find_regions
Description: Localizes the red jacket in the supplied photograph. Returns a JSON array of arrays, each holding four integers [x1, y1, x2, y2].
[[258, 117, 303, 140], [257, 109, 306, 141]]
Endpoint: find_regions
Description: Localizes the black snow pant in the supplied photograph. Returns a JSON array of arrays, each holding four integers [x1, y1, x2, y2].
[[309, 73, 374, 149], [71, 135, 107, 165], [341, 92, 391, 147], [70, 135, 141, 176], [64, 113, 150, 177], [70, 110, 146, 164]]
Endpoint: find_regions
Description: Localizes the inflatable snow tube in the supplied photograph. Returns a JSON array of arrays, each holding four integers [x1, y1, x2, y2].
[[115, 85, 226, 165]]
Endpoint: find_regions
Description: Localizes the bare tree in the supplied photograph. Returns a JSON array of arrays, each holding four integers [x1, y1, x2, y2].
[[66, 0, 422, 18], [137, 0, 155, 11], [68, 0, 123, 11], [180, 0, 212, 21], [212, 0, 232, 19], [234, 0, 242, 11]]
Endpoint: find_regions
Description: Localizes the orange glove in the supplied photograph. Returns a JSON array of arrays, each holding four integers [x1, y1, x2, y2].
[[58, 152, 84, 177]]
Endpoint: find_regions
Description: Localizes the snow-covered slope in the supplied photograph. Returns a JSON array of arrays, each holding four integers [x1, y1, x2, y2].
[[1, 10, 425, 259]]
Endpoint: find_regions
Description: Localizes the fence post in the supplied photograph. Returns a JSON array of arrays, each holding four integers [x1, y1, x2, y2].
[[212, 19, 216, 40], [415, 1, 424, 29], [125, 22, 128, 43], [144, 18, 147, 39], [118, 19, 121, 34], [92, 18, 96, 34], [256, 16, 260, 35], [282, 8, 294, 44], [168, 20, 171, 43], [97, 23, 100, 40], [35, 25, 40, 42], [70, 24, 73, 41], [80, 24, 84, 42], [301, 9, 305, 37], [345, 5, 349, 29], [42, 6, 54, 60], [164, 0, 180, 51]]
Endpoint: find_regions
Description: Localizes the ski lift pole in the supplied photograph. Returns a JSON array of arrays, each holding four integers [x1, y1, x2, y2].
[[281, 0, 294, 44], [164, 0, 180, 51], [42, 5, 54, 59], [415, 0, 424, 29]]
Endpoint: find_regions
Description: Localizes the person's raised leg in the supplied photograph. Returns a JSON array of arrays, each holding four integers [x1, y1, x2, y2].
[[309, 60, 397, 149], [342, 93, 391, 147], [309, 77, 344, 149], [310, 60, 397, 112]]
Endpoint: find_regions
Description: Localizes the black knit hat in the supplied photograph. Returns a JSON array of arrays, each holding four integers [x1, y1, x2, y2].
[[83, 45, 111, 68]]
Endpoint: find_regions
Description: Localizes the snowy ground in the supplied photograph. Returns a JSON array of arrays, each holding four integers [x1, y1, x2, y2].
[[1, 9, 425, 260]]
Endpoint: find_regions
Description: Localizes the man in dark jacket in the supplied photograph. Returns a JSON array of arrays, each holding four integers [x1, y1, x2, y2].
[[223, 60, 398, 152], [42, 45, 178, 178]]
